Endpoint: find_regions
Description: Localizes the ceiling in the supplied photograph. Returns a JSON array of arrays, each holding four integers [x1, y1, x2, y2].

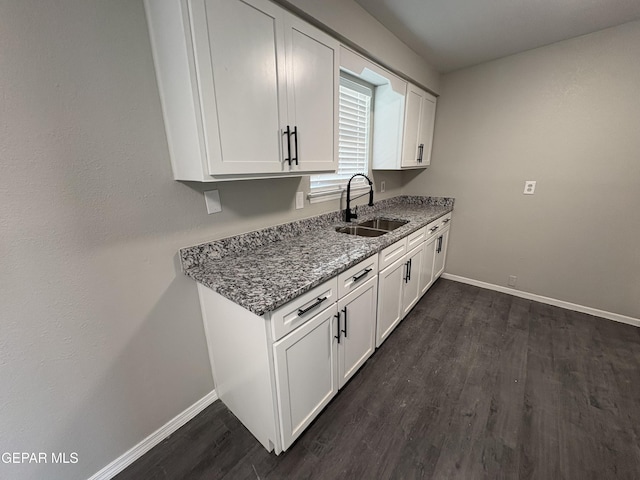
[[354, 0, 640, 72]]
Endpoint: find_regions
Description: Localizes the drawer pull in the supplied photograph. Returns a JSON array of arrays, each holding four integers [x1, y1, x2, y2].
[[283, 125, 292, 166], [429, 226, 439, 232], [352, 268, 372, 283], [342, 307, 348, 337], [292, 126, 299, 166], [298, 296, 328, 316], [442, 218, 451, 224]]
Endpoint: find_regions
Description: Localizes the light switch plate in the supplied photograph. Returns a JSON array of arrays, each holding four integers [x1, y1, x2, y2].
[[523, 181, 536, 195], [295, 191, 304, 210], [204, 190, 222, 214]]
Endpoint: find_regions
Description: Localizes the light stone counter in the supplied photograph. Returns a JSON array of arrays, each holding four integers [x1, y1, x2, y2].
[[180, 196, 454, 316]]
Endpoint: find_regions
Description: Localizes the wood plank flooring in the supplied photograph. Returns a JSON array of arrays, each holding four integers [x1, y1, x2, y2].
[[116, 279, 640, 479]]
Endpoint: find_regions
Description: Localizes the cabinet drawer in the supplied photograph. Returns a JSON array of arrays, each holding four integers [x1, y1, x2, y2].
[[270, 278, 338, 341], [426, 218, 441, 238], [337, 255, 378, 298], [425, 213, 452, 239], [379, 237, 407, 271], [407, 226, 427, 250], [438, 212, 452, 228]]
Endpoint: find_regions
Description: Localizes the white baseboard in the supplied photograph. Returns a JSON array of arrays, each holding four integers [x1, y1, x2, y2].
[[441, 273, 640, 328], [88, 390, 218, 480]]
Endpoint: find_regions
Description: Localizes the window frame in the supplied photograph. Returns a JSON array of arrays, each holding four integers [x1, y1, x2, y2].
[[308, 73, 374, 203]]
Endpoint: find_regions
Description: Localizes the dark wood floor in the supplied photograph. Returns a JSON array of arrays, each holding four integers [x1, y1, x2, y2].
[[116, 279, 640, 480]]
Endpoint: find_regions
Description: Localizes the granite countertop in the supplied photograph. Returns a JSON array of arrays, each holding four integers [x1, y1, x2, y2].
[[180, 196, 454, 316]]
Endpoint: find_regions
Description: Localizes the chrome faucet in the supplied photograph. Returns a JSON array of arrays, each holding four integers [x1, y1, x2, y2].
[[345, 173, 374, 222]]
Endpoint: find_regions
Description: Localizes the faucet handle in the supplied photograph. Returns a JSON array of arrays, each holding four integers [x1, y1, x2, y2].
[[353, 206, 358, 219]]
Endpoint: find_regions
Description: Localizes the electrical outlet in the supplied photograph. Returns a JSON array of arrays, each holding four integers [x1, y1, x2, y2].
[[523, 180, 536, 195], [204, 190, 222, 214], [380, 181, 386, 193], [295, 191, 304, 210], [508, 275, 517, 287]]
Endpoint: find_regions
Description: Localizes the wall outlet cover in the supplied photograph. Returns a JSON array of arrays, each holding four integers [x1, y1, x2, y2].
[[204, 190, 222, 214], [295, 191, 304, 209], [380, 181, 386, 193], [523, 180, 536, 195]]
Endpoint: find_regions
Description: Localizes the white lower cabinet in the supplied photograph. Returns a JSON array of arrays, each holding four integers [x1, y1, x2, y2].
[[275, 274, 378, 449], [196, 217, 452, 455], [376, 255, 406, 347], [197, 257, 378, 455], [376, 214, 453, 347], [401, 244, 424, 318], [376, 242, 422, 347], [420, 233, 438, 295], [337, 276, 378, 388], [273, 304, 339, 450], [433, 226, 450, 279]]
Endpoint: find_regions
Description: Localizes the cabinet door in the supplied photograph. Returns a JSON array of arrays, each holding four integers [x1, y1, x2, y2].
[[433, 227, 450, 280], [400, 85, 422, 168], [376, 256, 405, 347], [273, 305, 338, 450], [401, 245, 423, 318], [418, 94, 436, 166], [337, 277, 377, 389], [284, 15, 338, 173], [193, 0, 288, 175], [420, 234, 437, 296]]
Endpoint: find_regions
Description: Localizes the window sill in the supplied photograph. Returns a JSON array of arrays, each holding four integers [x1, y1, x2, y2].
[[307, 184, 370, 204]]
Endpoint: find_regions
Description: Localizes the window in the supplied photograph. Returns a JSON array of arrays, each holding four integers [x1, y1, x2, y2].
[[309, 74, 373, 202]]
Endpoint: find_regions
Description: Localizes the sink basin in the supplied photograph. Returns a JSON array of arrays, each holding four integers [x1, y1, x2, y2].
[[336, 217, 410, 237], [357, 218, 409, 231], [335, 225, 388, 237]]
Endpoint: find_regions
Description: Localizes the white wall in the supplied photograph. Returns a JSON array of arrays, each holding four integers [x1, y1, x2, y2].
[[406, 21, 640, 319], [0, 1, 436, 479]]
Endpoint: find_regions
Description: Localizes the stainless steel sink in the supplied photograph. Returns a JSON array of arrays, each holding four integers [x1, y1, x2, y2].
[[357, 218, 409, 231], [335, 225, 388, 237], [336, 217, 409, 237]]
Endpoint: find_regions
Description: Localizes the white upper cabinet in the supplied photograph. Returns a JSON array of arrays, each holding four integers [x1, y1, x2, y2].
[[285, 15, 339, 173], [419, 92, 437, 166], [145, 0, 339, 181], [191, 0, 286, 176], [339, 47, 437, 171], [400, 86, 423, 168], [401, 84, 437, 168]]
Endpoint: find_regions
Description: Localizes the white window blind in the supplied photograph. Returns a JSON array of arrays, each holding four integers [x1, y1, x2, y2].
[[310, 76, 372, 193]]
